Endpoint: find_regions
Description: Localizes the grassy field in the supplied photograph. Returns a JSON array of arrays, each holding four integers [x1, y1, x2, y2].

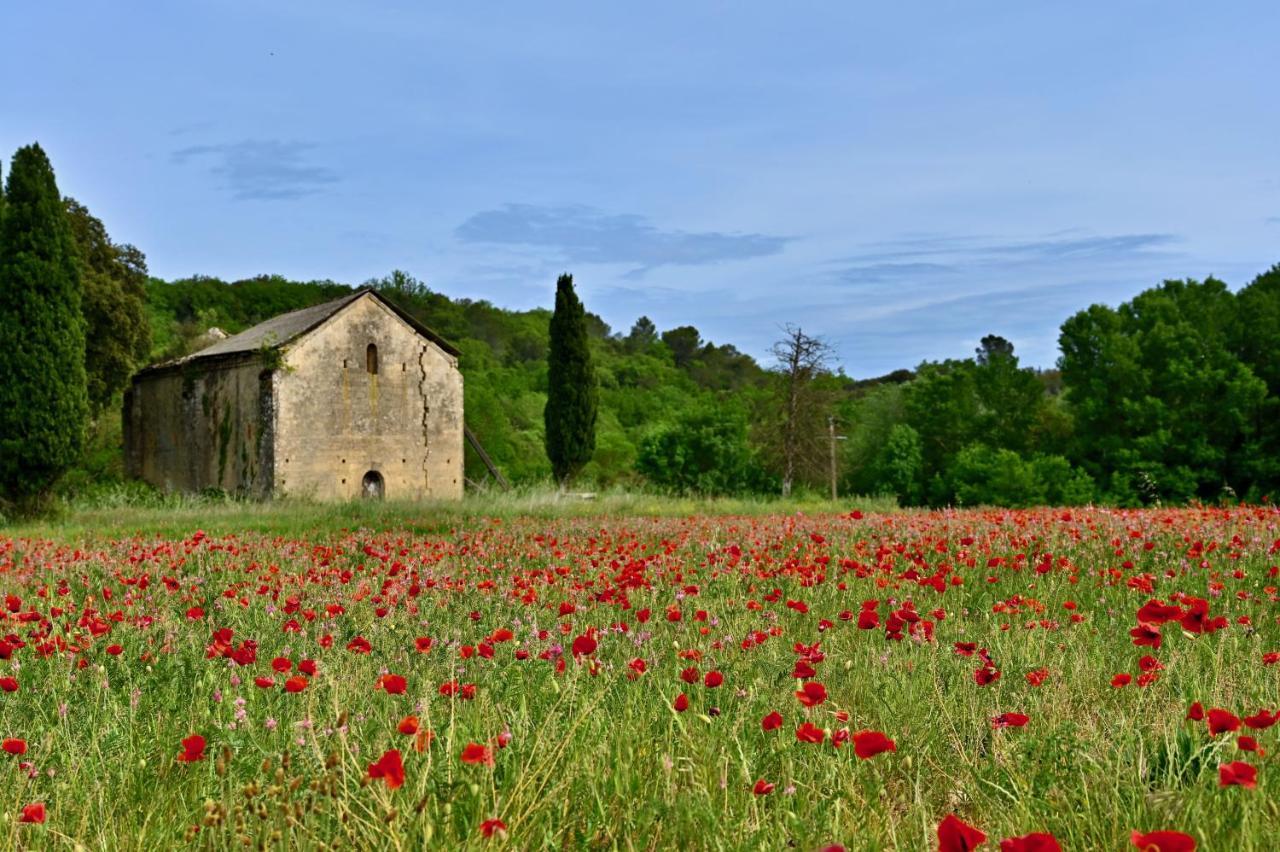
[[0, 497, 1272, 850]]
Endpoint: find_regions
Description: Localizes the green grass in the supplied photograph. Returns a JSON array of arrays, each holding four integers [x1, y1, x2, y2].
[[0, 502, 1273, 850], [10, 485, 899, 540]]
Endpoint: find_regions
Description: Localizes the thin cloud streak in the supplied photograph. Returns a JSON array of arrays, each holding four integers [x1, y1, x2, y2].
[[172, 140, 339, 201], [455, 203, 791, 274]]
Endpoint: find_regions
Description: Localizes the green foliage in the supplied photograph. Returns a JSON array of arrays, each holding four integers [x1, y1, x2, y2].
[[947, 444, 1095, 508], [874, 423, 924, 505], [1058, 278, 1267, 502], [65, 198, 151, 414], [544, 274, 598, 485], [0, 144, 89, 505], [636, 403, 770, 495]]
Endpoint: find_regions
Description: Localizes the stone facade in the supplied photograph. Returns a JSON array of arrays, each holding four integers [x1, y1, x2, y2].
[[124, 290, 463, 501]]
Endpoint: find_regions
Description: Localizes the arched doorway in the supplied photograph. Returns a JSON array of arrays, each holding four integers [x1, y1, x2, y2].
[[361, 470, 385, 500]]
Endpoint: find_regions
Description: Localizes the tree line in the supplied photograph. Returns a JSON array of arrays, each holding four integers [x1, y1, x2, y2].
[[3, 141, 1279, 510]]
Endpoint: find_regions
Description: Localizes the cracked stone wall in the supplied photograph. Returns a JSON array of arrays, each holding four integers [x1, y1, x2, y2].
[[272, 295, 464, 501]]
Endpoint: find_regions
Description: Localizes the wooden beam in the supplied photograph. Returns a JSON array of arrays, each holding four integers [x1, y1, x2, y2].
[[464, 425, 511, 490]]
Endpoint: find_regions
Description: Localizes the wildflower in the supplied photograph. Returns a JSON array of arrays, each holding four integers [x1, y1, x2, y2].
[[938, 814, 986, 852], [176, 734, 206, 763], [368, 749, 405, 789], [852, 730, 895, 759]]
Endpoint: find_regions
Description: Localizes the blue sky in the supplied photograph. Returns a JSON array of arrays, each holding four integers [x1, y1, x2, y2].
[[3, 2, 1278, 375]]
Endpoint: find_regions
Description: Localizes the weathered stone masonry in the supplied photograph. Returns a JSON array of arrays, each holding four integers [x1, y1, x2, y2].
[[124, 289, 463, 501]]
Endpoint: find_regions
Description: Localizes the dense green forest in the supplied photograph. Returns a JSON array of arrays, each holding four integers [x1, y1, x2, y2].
[[5, 144, 1280, 509], [136, 263, 1280, 507]]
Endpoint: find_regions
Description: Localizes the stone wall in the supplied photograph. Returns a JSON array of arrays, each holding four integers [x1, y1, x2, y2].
[[272, 294, 464, 501], [124, 355, 272, 496]]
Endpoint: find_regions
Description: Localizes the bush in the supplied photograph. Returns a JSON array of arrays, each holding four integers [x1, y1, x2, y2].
[[636, 406, 771, 495]]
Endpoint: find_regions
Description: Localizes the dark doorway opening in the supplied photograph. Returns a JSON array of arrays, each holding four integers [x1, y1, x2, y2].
[[361, 470, 385, 500]]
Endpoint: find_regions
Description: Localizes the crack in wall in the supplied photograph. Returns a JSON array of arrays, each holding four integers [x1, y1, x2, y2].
[[419, 344, 431, 494]]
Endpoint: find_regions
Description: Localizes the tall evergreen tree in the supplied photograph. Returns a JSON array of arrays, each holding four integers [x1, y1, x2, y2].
[[0, 144, 88, 505], [544, 273, 597, 485]]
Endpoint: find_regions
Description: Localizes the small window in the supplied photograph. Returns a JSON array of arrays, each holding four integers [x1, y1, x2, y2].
[[361, 470, 384, 500], [366, 343, 379, 375]]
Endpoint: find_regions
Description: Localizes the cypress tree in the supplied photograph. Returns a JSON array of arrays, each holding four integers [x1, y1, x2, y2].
[[0, 144, 88, 505], [544, 273, 597, 486]]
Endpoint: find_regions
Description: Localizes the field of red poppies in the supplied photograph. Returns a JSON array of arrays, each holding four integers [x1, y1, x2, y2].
[[1, 503, 1278, 850]]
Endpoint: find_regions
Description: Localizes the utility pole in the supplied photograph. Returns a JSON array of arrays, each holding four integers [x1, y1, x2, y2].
[[828, 416, 837, 501]]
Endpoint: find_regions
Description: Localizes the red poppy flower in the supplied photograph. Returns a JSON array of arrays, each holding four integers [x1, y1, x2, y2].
[[461, 743, 494, 766], [1186, 702, 1205, 722], [704, 670, 724, 688], [1218, 760, 1257, 788], [106, 644, 123, 656], [1243, 709, 1276, 730], [852, 730, 896, 759], [176, 734, 206, 763], [414, 636, 433, 652], [974, 667, 1000, 686], [992, 712, 1030, 729], [753, 779, 775, 795], [480, 818, 507, 838], [1025, 668, 1049, 687], [1130, 623, 1161, 649], [1000, 834, 1061, 852], [368, 749, 405, 789], [298, 659, 317, 676], [938, 814, 986, 852], [679, 666, 699, 684], [254, 677, 275, 689], [0, 678, 18, 693], [2, 738, 26, 756], [762, 711, 783, 732], [1138, 656, 1163, 673], [284, 675, 308, 693], [673, 693, 690, 712], [1111, 673, 1132, 688], [1129, 830, 1196, 851], [271, 656, 291, 673], [796, 722, 825, 744], [796, 681, 828, 707], [1207, 709, 1240, 735], [398, 715, 420, 735], [571, 635, 597, 657], [377, 673, 408, 695], [1237, 735, 1260, 753], [19, 802, 44, 824]]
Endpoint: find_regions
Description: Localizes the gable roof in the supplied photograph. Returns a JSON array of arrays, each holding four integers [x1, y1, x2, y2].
[[137, 288, 460, 378]]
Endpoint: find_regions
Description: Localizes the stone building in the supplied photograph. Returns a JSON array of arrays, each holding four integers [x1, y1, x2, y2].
[[124, 288, 464, 501]]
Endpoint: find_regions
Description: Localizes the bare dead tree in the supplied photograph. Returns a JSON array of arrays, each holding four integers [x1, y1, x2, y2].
[[768, 324, 835, 497]]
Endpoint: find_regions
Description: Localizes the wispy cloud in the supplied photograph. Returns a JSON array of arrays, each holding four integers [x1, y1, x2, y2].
[[172, 140, 339, 201], [833, 232, 1177, 269], [455, 203, 789, 274]]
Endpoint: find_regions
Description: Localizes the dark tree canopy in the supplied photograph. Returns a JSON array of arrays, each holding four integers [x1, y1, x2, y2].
[[661, 326, 703, 368], [65, 198, 151, 414], [0, 144, 89, 503], [624, 316, 658, 352], [543, 273, 597, 485]]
